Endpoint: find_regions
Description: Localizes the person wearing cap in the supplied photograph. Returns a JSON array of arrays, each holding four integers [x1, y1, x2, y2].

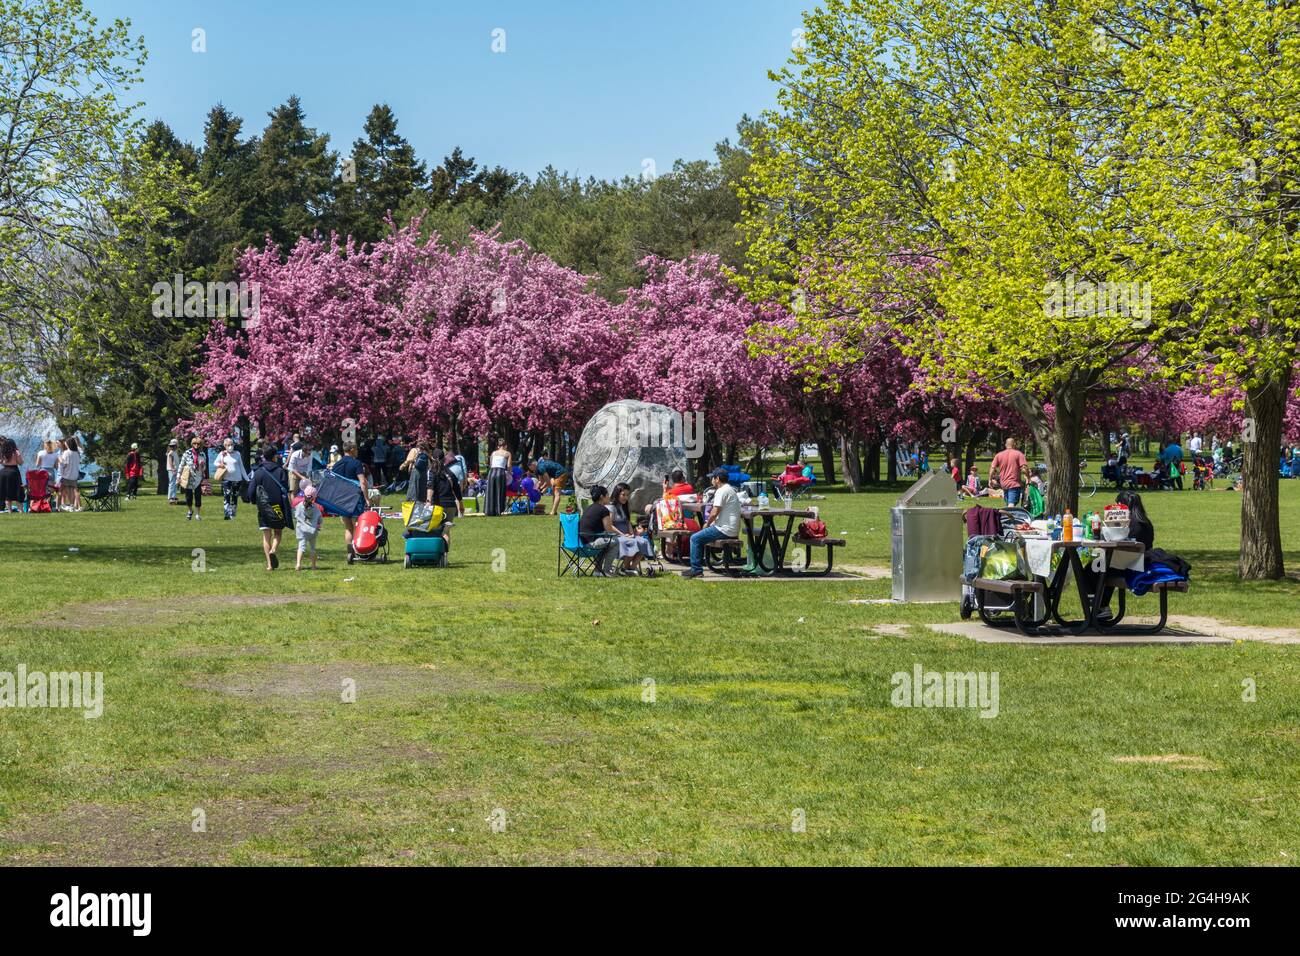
[[215, 438, 250, 519], [328, 444, 341, 467], [166, 438, 180, 503], [178, 437, 207, 520], [124, 442, 144, 500], [681, 467, 742, 579]]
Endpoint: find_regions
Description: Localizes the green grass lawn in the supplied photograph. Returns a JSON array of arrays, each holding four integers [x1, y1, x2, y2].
[[1, 473, 1299, 865]]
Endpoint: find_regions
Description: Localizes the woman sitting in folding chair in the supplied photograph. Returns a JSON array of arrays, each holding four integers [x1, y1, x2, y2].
[[608, 483, 657, 577], [578, 485, 635, 577]]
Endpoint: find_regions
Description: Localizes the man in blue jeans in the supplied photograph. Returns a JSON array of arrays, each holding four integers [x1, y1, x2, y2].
[[682, 467, 742, 578]]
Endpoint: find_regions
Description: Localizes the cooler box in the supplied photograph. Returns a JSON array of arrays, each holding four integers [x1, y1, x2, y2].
[[403, 535, 447, 568]]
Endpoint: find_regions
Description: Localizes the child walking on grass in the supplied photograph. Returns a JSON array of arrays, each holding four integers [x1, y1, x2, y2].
[[294, 482, 324, 570]]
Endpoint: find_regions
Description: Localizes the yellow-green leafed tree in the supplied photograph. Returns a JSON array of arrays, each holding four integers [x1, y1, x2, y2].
[[739, 0, 1179, 517], [1115, 0, 1300, 579]]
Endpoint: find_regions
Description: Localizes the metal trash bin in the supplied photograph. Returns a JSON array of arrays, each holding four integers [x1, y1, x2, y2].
[[891, 471, 964, 602]]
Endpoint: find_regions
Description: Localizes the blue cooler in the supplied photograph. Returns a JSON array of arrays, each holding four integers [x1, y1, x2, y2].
[[403, 533, 447, 568]]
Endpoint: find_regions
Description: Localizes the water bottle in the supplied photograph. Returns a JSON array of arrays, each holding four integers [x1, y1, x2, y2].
[[758, 490, 770, 510]]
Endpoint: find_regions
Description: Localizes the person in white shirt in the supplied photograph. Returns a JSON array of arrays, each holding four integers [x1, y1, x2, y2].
[[287, 441, 314, 494], [57, 437, 82, 511], [682, 468, 741, 578], [166, 438, 180, 503], [36, 440, 60, 476], [216, 438, 250, 520], [1188, 434, 1203, 455]]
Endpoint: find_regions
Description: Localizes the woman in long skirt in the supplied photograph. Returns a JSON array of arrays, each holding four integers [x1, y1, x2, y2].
[[485, 436, 511, 516]]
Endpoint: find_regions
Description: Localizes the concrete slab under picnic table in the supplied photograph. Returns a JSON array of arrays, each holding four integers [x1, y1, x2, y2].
[[687, 567, 867, 581], [929, 617, 1300, 646]]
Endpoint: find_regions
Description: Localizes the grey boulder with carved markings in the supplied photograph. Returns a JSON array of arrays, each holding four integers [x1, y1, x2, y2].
[[571, 400, 692, 513]]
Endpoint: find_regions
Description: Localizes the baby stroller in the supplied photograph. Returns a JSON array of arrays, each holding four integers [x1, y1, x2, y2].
[[402, 502, 448, 568], [958, 507, 1038, 623], [348, 506, 389, 564], [25, 469, 52, 513]]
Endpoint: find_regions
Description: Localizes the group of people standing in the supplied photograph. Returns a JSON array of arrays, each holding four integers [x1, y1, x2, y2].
[[0, 436, 83, 513]]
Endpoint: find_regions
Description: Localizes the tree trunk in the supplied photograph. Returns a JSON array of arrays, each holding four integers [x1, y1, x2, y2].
[[1009, 387, 1084, 516], [1238, 372, 1289, 579], [886, 436, 899, 483], [842, 436, 862, 491], [816, 433, 837, 484], [865, 438, 881, 482], [154, 449, 168, 495], [963, 431, 981, 478]]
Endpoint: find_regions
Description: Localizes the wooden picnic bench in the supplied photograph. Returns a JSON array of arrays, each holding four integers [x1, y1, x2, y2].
[[970, 577, 1048, 635], [1097, 575, 1189, 633], [969, 538, 1189, 636], [792, 534, 846, 575], [703, 536, 746, 574]]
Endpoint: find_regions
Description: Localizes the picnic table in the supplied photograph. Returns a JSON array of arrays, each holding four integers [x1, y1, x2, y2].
[[972, 538, 1187, 636], [663, 502, 844, 575]]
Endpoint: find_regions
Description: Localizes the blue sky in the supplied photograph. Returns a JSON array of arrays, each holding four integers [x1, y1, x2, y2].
[[85, 0, 810, 180]]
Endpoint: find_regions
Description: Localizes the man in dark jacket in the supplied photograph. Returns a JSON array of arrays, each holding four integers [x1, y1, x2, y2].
[[245, 445, 290, 570]]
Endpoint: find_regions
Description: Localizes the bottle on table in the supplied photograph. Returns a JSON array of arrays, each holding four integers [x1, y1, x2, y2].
[[1063, 508, 1074, 542], [758, 490, 770, 510]]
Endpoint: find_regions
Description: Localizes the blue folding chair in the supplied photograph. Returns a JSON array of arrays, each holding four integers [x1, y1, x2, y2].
[[558, 512, 605, 577]]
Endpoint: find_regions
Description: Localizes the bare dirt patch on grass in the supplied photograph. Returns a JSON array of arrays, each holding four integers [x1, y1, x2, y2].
[[33, 594, 352, 631], [1112, 754, 1219, 771], [0, 798, 308, 866], [186, 738, 444, 781], [186, 661, 538, 703]]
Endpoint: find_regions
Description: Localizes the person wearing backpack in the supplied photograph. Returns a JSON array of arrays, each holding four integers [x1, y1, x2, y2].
[[245, 445, 291, 570]]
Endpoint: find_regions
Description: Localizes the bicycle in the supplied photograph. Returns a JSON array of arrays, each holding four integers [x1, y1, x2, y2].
[[1037, 459, 1097, 499]]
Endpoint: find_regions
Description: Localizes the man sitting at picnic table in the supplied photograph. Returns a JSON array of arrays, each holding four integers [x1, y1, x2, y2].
[[989, 437, 1029, 506], [681, 467, 741, 579]]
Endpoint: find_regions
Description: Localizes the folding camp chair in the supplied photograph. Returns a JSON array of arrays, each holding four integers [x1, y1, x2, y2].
[[84, 475, 113, 512], [557, 512, 607, 577], [105, 471, 122, 511]]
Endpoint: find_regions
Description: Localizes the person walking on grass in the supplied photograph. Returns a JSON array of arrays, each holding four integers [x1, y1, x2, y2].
[[215, 438, 249, 519], [287, 439, 314, 494], [246, 445, 290, 570], [989, 437, 1029, 507], [177, 437, 206, 520], [326, 442, 368, 554], [166, 438, 179, 503], [124, 443, 144, 500], [294, 481, 324, 570]]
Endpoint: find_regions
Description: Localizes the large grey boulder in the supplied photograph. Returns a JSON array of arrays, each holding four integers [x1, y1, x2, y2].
[[572, 400, 694, 514]]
